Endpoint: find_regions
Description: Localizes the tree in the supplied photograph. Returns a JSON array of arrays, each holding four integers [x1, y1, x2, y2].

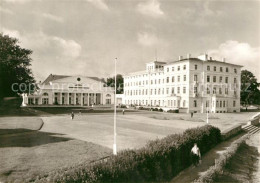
[[0, 33, 35, 98], [105, 74, 124, 94], [240, 70, 260, 105]]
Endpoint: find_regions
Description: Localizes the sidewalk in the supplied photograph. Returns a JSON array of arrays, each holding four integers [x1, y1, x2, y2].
[[170, 132, 246, 183]]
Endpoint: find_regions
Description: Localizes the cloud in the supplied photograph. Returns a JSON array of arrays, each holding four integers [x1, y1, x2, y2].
[[41, 13, 64, 23], [85, 0, 109, 11], [0, 6, 14, 14], [3, 0, 40, 3], [208, 40, 260, 80], [137, 32, 158, 46], [1, 28, 81, 59], [1, 28, 21, 38], [137, 0, 164, 18]]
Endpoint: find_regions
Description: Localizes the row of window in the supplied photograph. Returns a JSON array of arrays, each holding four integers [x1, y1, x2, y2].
[[207, 76, 237, 83], [125, 75, 237, 87], [126, 99, 185, 107], [126, 86, 237, 96], [194, 100, 236, 108]]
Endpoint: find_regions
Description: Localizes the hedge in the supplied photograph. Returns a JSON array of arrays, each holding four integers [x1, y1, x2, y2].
[[35, 125, 221, 183]]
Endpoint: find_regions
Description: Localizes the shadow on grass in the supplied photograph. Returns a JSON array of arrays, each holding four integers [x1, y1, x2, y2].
[[0, 129, 72, 148], [214, 142, 260, 182]]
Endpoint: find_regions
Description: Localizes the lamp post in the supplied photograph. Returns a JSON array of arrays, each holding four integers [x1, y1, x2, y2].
[[113, 58, 117, 155], [206, 106, 209, 124]]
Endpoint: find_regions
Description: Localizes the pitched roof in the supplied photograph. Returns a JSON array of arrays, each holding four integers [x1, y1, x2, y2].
[[42, 74, 69, 84], [41, 74, 105, 85]]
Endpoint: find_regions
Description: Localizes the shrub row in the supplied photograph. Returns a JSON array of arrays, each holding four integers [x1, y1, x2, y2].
[[35, 125, 221, 183], [193, 134, 249, 183]]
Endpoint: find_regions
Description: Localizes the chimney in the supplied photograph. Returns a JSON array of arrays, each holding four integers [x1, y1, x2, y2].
[[222, 58, 226, 62], [179, 56, 183, 60], [187, 54, 191, 59]]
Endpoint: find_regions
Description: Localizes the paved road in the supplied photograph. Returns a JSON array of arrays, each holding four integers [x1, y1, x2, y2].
[[40, 114, 204, 150]]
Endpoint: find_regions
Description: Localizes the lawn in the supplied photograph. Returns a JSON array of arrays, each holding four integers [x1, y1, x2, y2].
[[0, 129, 112, 182]]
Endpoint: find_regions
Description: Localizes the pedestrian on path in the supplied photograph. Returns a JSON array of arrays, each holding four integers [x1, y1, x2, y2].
[[122, 109, 125, 115], [71, 112, 74, 120], [191, 143, 201, 167], [191, 111, 194, 118]]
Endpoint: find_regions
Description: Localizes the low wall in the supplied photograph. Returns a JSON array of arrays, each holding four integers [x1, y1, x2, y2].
[[221, 124, 242, 140], [249, 117, 260, 126]]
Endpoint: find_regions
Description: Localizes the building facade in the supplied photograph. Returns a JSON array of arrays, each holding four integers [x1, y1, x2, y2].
[[22, 74, 115, 106], [123, 54, 242, 113]]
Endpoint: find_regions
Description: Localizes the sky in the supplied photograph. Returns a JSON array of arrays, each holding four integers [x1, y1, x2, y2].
[[0, 0, 260, 82]]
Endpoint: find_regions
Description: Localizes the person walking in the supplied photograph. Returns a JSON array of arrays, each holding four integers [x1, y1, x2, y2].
[[191, 111, 194, 118], [71, 112, 74, 120], [191, 143, 201, 167], [122, 109, 125, 115]]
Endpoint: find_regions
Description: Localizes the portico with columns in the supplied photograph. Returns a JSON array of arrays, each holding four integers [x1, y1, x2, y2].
[[22, 74, 114, 107]]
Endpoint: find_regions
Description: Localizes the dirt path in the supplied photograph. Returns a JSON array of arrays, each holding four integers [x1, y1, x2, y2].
[[170, 133, 246, 182]]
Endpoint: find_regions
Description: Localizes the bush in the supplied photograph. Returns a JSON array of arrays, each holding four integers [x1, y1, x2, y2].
[[35, 125, 221, 183], [158, 108, 163, 112], [168, 109, 179, 113]]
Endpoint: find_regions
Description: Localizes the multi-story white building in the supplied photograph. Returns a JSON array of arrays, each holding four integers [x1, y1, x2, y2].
[[123, 54, 242, 113], [22, 74, 115, 106]]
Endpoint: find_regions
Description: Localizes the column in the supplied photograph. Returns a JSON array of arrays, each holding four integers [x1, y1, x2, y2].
[[74, 93, 76, 105], [33, 97, 36, 105], [80, 93, 83, 106], [94, 93, 96, 105], [100, 93, 103, 105], [60, 93, 62, 105], [67, 93, 69, 105], [88, 93, 90, 106]]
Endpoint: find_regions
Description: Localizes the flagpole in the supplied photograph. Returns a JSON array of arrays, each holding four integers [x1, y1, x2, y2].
[[113, 58, 117, 155]]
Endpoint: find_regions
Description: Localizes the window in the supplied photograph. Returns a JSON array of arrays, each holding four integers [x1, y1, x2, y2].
[[177, 87, 180, 94], [219, 76, 222, 82], [42, 98, 49, 104], [166, 77, 169, 83], [183, 100, 186, 107], [233, 101, 236, 107], [219, 88, 222, 94], [172, 76, 174, 82], [183, 75, 186, 81], [195, 65, 197, 70], [172, 67, 174, 71], [206, 100, 209, 108], [207, 65, 210, 71], [225, 88, 228, 95], [234, 78, 237, 83], [166, 88, 169, 94], [178, 76, 180, 82], [194, 100, 197, 107], [234, 68, 237, 73], [207, 87, 210, 94], [226, 67, 229, 72], [178, 66, 180, 71], [207, 75, 210, 82], [158, 79, 160, 84], [151, 80, 153, 84], [223, 101, 225, 107], [213, 87, 216, 94], [158, 89, 160, 95], [167, 67, 169, 72], [220, 67, 223, 72], [154, 89, 157, 95], [194, 86, 198, 94], [213, 76, 216, 82], [214, 66, 216, 71], [194, 75, 198, 82], [183, 65, 186, 70], [43, 92, 48, 96], [225, 77, 228, 83], [183, 87, 186, 94], [150, 89, 153, 95], [172, 87, 175, 94]]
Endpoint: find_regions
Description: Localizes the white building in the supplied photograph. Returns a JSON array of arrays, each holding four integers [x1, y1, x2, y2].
[[22, 74, 115, 106], [123, 54, 242, 113]]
